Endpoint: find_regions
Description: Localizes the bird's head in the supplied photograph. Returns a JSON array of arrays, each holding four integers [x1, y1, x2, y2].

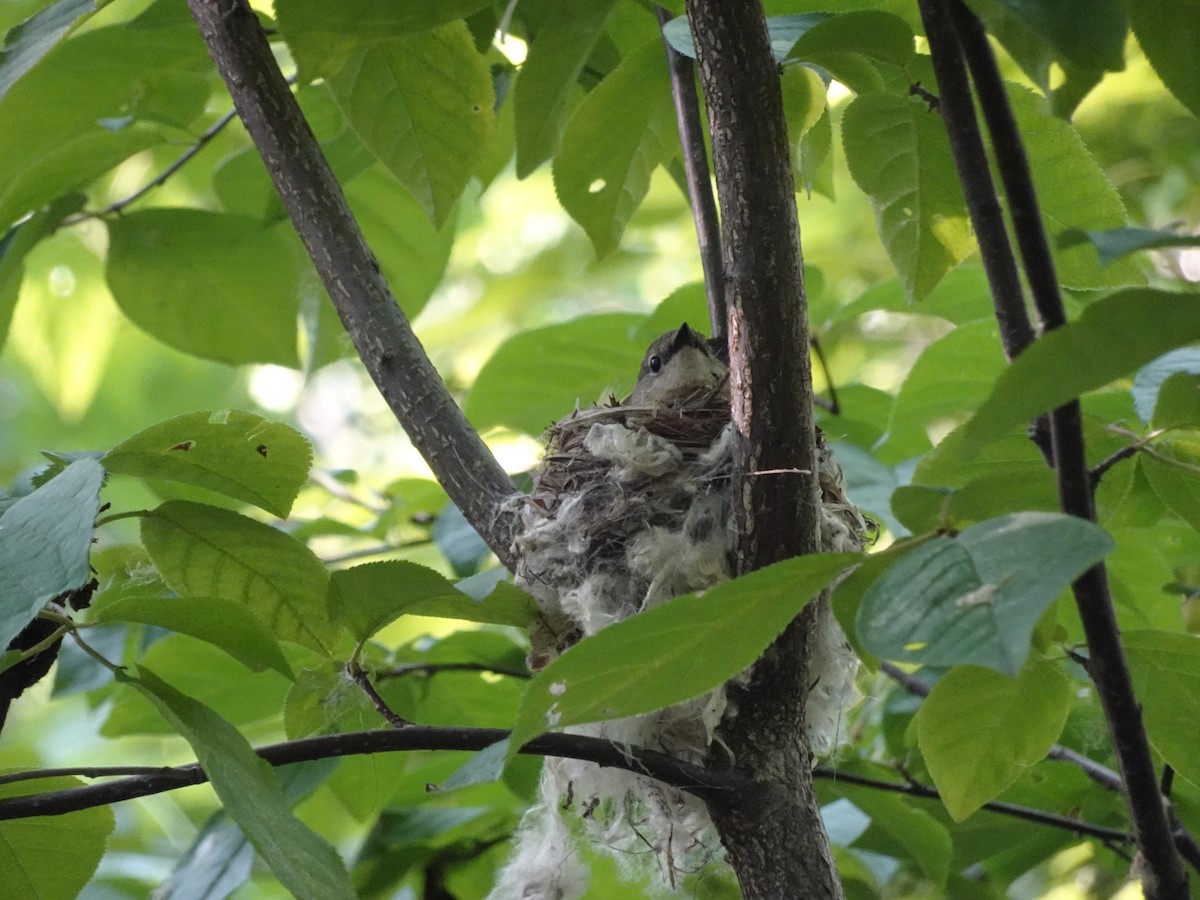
[[627, 323, 728, 407]]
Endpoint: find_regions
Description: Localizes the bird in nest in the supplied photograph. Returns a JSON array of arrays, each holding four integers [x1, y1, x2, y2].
[[495, 323, 868, 898]]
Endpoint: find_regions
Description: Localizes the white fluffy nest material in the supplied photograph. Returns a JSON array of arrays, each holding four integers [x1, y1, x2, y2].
[[493, 397, 868, 898]]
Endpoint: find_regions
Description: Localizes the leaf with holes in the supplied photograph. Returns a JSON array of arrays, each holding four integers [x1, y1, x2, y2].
[[918, 660, 1072, 820], [857, 512, 1113, 675], [552, 37, 674, 258], [842, 91, 973, 302], [327, 23, 493, 226], [141, 500, 335, 655], [508, 552, 860, 755], [104, 410, 311, 518]]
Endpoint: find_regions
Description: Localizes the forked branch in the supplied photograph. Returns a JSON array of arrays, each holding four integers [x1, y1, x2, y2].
[[186, 0, 521, 568]]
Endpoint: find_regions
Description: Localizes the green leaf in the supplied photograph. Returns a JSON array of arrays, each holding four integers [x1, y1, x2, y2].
[[95, 595, 293, 678], [1152, 372, 1200, 430], [795, 102, 834, 198], [141, 500, 335, 655], [1131, 0, 1200, 120], [275, 0, 494, 81], [1060, 226, 1200, 267], [0, 0, 95, 103], [106, 210, 305, 367], [842, 91, 973, 302], [552, 37, 675, 258], [884, 321, 1008, 457], [160, 760, 336, 900], [345, 166, 456, 319], [1124, 630, 1200, 787], [917, 660, 1072, 820], [509, 552, 859, 753], [1133, 348, 1200, 423], [781, 64, 827, 145], [0, 775, 114, 899], [327, 23, 494, 227], [514, 0, 616, 177], [465, 313, 646, 437], [960, 289, 1200, 455], [0, 24, 209, 228], [0, 192, 82, 351], [789, 10, 916, 69], [1008, 86, 1142, 290], [662, 13, 830, 62], [103, 634, 291, 736], [857, 512, 1113, 675], [103, 410, 312, 518], [0, 457, 103, 650], [122, 667, 355, 900], [841, 788, 952, 887], [966, 0, 1127, 88], [327, 560, 537, 641], [284, 663, 379, 739], [1142, 442, 1200, 532]]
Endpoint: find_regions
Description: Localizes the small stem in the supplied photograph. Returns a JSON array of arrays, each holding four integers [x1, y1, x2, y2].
[[67, 630, 123, 675], [655, 4, 725, 339], [814, 768, 1132, 844], [347, 646, 410, 729], [94, 510, 148, 529], [65, 108, 240, 224], [374, 662, 530, 681]]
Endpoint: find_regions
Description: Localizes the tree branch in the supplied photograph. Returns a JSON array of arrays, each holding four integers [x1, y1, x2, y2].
[[917, 3, 1190, 894], [684, 1, 838, 897], [0, 727, 752, 821], [186, 0, 522, 569], [655, 5, 724, 339], [814, 768, 1132, 844]]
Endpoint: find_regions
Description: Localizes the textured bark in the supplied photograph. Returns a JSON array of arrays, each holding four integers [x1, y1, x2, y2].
[[187, 0, 521, 569], [684, 1, 843, 897]]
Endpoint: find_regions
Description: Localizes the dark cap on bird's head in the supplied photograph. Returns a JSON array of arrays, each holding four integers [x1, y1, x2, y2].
[[627, 322, 728, 407]]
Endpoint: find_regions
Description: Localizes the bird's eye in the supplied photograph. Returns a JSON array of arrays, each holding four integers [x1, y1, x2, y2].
[[648, 356, 662, 374]]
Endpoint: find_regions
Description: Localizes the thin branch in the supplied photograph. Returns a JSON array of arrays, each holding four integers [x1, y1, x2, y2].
[[0, 766, 190, 786], [347, 660, 411, 729], [0, 724, 1145, 852], [655, 5, 725, 338], [0, 727, 754, 821], [375, 662, 530, 681], [187, 0, 522, 570], [64, 108, 240, 225], [914, 0, 1034, 363], [814, 768, 1133, 844], [321, 541, 433, 565]]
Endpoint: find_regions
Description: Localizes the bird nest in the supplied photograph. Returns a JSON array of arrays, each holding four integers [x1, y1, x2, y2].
[[495, 389, 869, 898]]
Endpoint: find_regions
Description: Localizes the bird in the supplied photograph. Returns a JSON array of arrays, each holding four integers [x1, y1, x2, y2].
[[625, 322, 728, 408]]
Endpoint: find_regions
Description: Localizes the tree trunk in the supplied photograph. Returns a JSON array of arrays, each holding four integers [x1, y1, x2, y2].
[[683, 1, 845, 896]]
